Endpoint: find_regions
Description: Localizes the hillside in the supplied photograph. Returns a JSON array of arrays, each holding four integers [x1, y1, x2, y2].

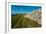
[[24, 10, 41, 25], [11, 14, 41, 28]]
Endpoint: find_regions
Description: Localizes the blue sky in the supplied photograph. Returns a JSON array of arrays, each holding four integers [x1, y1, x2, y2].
[[11, 5, 41, 14]]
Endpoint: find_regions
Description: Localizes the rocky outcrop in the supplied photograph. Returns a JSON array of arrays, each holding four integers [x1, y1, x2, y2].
[[24, 10, 41, 25]]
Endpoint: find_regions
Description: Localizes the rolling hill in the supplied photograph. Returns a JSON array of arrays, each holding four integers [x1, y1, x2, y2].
[[11, 14, 41, 28]]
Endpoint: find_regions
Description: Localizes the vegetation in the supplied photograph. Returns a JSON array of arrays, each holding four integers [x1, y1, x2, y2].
[[11, 14, 41, 28]]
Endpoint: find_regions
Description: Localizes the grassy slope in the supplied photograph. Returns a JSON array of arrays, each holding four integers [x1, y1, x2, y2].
[[11, 14, 41, 28]]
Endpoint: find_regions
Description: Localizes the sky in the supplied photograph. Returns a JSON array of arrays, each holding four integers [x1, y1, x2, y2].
[[11, 5, 41, 14]]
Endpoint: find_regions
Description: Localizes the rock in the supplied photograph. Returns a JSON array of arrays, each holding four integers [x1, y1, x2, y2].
[[24, 10, 41, 25]]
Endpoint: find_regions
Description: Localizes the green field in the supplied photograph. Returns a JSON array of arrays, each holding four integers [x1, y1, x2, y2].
[[11, 14, 41, 28]]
